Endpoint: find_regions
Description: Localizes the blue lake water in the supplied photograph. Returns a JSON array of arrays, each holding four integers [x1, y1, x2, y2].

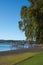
[[0, 43, 31, 52]]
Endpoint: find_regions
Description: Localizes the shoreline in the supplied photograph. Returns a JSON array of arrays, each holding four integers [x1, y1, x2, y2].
[[0, 48, 43, 56]]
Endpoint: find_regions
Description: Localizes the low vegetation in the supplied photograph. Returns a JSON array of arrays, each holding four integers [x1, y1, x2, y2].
[[16, 52, 43, 65], [0, 52, 36, 65]]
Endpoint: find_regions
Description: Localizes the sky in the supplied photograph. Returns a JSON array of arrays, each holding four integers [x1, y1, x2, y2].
[[0, 0, 30, 40]]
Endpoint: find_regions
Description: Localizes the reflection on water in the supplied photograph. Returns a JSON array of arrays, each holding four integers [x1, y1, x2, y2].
[[0, 43, 31, 52]]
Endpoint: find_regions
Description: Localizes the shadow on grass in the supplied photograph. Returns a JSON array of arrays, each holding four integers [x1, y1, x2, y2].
[[13, 56, 33, 65]]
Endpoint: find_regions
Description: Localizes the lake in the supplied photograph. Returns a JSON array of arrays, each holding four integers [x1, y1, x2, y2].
[[0, 43, 31, 52]]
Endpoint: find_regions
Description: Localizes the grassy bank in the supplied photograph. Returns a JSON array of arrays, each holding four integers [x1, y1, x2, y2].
[[16, 52, 43, 65], [0, 52, 36, 65]]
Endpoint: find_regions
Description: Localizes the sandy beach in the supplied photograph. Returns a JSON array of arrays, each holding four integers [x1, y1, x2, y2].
[[0, 48, 43, 56]]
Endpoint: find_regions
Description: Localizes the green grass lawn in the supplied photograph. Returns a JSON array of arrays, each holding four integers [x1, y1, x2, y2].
[[0, 52, 36, 65], [16, 52, 43, 65]]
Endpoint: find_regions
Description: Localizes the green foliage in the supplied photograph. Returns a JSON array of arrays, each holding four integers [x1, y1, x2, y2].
[[18, 0, 43, 43], [20, 6, 27, 18]]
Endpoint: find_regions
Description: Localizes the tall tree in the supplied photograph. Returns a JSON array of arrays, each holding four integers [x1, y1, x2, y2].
[[18, 0, 43, 43]]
